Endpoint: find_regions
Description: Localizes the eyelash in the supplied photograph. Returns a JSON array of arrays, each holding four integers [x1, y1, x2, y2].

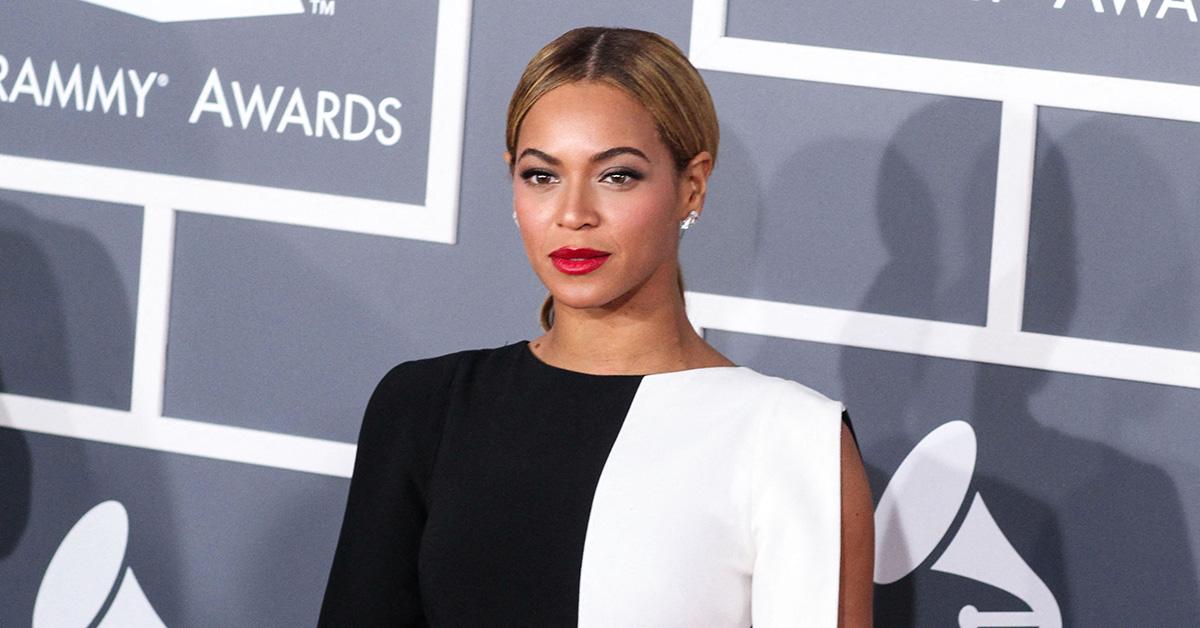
[[519, 169, 557, 186], [601, 168, 643, 185], [517, 168, 644, 187]]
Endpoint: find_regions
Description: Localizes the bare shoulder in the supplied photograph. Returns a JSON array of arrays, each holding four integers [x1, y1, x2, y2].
[[839, 421, 875, 627]]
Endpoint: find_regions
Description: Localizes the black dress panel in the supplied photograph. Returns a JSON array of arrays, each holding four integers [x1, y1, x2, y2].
[[319, 344, 642, 626]]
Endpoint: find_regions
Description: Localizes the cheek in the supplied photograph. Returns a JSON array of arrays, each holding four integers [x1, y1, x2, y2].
[[606, 187, 679, 250], [512, 186, 548, 260], [512, 182, 551, 223]]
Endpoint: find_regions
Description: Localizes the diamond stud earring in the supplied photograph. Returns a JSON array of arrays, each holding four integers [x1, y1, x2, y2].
[[679, 210, 699, 236]]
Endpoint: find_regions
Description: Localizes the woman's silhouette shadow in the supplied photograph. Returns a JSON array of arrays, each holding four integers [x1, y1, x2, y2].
[[971, 115, 1200, 627], [0, 194, 192, 625], [852, 103, 1200, 626]]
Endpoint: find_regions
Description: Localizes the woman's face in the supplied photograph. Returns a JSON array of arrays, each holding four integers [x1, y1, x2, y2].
[[509, 81, 706, 317]]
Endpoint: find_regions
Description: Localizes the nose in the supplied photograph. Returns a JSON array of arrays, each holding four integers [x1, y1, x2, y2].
[[555, 179, 599, 230]]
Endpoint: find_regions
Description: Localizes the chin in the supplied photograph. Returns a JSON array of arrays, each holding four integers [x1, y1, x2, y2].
[[548, 289, 616, 311], [543, 279, 625, 310]]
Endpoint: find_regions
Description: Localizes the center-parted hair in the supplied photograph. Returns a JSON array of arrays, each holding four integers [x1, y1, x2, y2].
[[506, 27, 720, 330]]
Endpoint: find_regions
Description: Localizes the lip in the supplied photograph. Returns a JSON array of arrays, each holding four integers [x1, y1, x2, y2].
[[549, 247, 611, 275]]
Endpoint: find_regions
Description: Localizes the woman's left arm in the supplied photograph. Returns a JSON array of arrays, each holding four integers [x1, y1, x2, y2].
[[838, 421, 875, 627]]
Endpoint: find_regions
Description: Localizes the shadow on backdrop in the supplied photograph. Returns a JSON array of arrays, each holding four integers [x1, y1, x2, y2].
[[0, 206, 42, 565], [820, 98, 1064, 626], [0, 196, 188, 625], [0, 198, 90, 615], [842, 101, 1199, 625], [975, 118, 1199, 626], [0, 373, 33, 563]]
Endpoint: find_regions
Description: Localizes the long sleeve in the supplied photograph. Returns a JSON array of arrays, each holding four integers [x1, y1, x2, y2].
[[749, 384, 845, 627], [318, 358, 454, 627]]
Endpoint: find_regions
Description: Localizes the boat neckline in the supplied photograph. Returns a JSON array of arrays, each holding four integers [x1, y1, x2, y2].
[[519, 340, 746, 379]]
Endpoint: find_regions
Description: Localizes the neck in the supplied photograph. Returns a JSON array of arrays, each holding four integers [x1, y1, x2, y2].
[[531, 269, 732, 375]]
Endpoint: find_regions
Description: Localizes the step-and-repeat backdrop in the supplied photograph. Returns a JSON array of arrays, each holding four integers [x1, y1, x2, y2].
[[2, 1, 1198, 625]]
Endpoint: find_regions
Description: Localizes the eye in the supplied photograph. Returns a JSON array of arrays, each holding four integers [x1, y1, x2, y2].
[[600, 168, 643, 186], [519, 168, 558, 186]]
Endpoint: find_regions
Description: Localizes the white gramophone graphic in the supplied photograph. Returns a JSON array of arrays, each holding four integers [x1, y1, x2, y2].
[[874, 421, 1063, 628], [33, 501, 167, 628]]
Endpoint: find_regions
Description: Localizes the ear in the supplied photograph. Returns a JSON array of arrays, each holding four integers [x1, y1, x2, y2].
[[679, 150, 714, 219]]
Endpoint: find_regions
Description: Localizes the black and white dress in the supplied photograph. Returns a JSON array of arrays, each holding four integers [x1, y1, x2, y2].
[[318, 341, 848, 627]]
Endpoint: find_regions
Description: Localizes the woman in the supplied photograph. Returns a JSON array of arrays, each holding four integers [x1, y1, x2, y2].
[[319, 27, 874, 627]]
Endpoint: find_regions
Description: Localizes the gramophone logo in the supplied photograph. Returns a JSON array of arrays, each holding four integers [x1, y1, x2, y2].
[[33, 501, 167, 628], [77, 0, 304, 23], [875, 422, 1063, 628]]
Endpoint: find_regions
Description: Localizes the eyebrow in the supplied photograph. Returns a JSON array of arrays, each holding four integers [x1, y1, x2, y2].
[[517, 146, 650, 166], [591, 146, 649, 163]]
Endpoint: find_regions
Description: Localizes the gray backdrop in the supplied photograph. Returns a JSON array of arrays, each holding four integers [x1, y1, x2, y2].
[[2, 1, 1198, 626]]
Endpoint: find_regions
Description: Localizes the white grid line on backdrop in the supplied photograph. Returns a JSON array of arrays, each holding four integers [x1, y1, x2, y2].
[[0, 0, 473, 478], [2, 0, 1198, 479], [684, 0, 1200, 391]]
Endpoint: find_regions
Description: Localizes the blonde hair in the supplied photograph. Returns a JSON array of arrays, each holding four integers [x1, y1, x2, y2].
[[506, 27, 720, 330]]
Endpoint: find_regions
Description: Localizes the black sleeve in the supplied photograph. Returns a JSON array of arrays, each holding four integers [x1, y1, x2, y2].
[[318, 358, 453, 627]]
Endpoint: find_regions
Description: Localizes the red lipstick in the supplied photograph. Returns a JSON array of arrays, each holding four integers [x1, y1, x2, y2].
[[549, 247, 611, 275]]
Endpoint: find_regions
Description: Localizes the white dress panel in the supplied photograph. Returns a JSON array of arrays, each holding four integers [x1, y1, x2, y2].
[[577, 366, 844, 627]]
